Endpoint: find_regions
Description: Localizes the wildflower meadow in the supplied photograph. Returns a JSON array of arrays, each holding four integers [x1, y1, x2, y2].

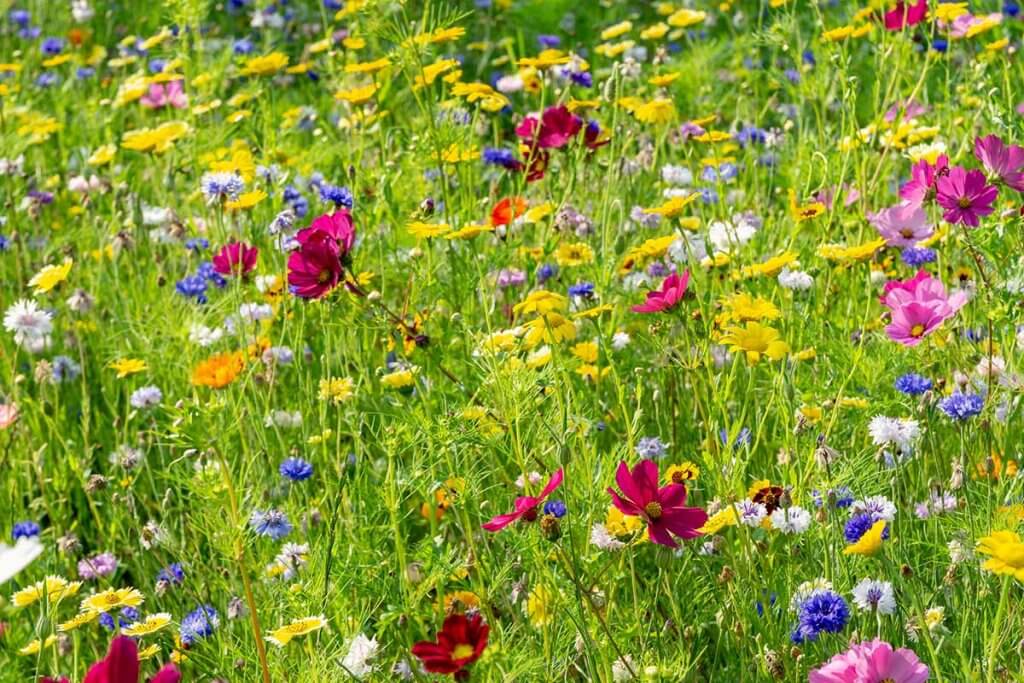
[[3, 0, 1024, 681]]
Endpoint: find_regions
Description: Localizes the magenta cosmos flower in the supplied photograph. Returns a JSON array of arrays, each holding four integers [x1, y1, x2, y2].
[[884, 0, 928, 31], [935, 166, 998, 227], [212, 242, 258, 276], [632, 270, 690, 313], [882, 271, 966, 346], [516, 105, 583, 150], [974, 134, 1024, 192], [607, 460, 707, 548], [899, 154, 948, 207], [140, 80, 187, 110], [287, 210, 356, 299], [482, 469, 563, 531], [868, 204, 932, 247], [809, 639, 928, 683]]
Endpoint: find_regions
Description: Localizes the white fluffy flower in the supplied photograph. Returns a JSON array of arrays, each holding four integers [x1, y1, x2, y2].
[[778, 268, 814, 290], [708, 218, 757, 253], [612, 331, 631, 350], [661, 164, 693, 186], [851, 495, 897, 522], [738, 501, 768, 527], [770, 506, 811, 534], [851, 578, 896, 615], [868, 415, 920, 451], [341, 633, 379, 678], [189, 323, 224, 347], [590, 524, 625, 551], [4, 299, 53, 345]]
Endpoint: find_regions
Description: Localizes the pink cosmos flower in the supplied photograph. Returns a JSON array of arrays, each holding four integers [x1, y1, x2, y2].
[[935, 166, 998, 227], [0, 403, 17, 430], [900, 154, 948, 207], [882, 271, 967, 312], [296, 209, 356, 256], [84, 635, 180, 683], [881, 271, 966, 346], [140, 80, 188, 110], [809, 639, 928, 683], [482, 469, 563, 531], [287, 241, 344, 299], [868, 204, 932, 247], [632, 271, 690, 313], [885, 300, 955, 346], [883, 99, 928, 123], [974, 134, 1024, 192], [879, 269, 931, 304], [607, 460, 707, 548], [884, 0, 928, 31], [212, 242, 259, 276], [515, 106, 583, 150]]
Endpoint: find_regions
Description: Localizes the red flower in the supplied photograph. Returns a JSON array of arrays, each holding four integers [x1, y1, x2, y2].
[[631, 271, 690, 313], [489, 197, 527, 227], [412, 614, 489, 681], [515, 106, 582, 150], [212, 242, 259, 276], [884, 0, 928, 30], [607, 460, 707, 548], [287, 240, 344, 299], [296, 209, 356, 256], [84, 636, 180, 683], [482, 468, 563, 531]]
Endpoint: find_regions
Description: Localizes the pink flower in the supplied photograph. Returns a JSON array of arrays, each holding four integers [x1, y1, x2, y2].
[[482, 469, 563, 531], [0, 403, 17, 430], [885, 300, 953, 346], [515, 106, 583, 150], [899, 154, 948, 207], [140, 81, 187, 110], [882, 271, 967, 311], [974, 134, 1024, 192], [868, 204, 932, 247], [935, 166, 998, 227], [212, 242, 259, 276], [296, 210, 356, 256], [809, 639, 928, 683], [607, 460, 707, 548], [881, 271, 966, 346], [287, 241, 344, 299], [632, 271, 690, 313], [84, 636, 180, 683], [884, 0, 928, 31], [883, 99, 928, 123]]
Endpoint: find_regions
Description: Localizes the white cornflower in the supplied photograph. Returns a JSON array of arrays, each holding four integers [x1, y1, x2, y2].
[[738, 501, 768, 527], [851, 578, 896, 615], [661, 164, 693, 186], [770, 506, 811, 534], [265, 410, 302, 429], [851, 495, 897, 522], [239, 302, 274, 322], [590, 524, 625, 551], [611, 331, 631, 350], [868, 415, 920, 452], [189, 323, 224, 347], [4, 299, 53, 345], [708, 218, 757, 253], [341, 633, 379, 679], [778, 268, 814, 290]]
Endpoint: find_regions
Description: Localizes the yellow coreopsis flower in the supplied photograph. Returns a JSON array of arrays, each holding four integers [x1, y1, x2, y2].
[[554, 242, 594, 267], [633, 98, 677, 124], [818, 238, 887, 263], [720, 293, 781, 323], [28, 259, 72, 294], [109, 358, 147, 378], [720, 322, 790, 364], [667, 8, 707, 27], [522, 313, 577, 347], [12, 576, 82, 608], [513, 290, 566, 317], [517, 49, 571, 68], [571, 341, 599, 363], [19, 635, 58, 656], [407, 221, 451, 239], [266, 615, 327, 647], [335, 83, 378, 105], [80, 587, 145, 614], [58, 610, 101, 631], [345, 58, 391, 74], [698, 505, 738, 534], [742, 252, 798, 278], [122, 612, 173, 637], [88, 144, 116, 166], [601, 21, 633, 40], [318, 377, 354, 404], [843, 520, 887, 556], [239, 52, 289, 76], [976, 530, 1024, 580], [225, 190, 266, 211], [641, 22, 670, 40], [525, 585, 556, 626], [121, 121, 189, 154], [381, 367, 419, 389]]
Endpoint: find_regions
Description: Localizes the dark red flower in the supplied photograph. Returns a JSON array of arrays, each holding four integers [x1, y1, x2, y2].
[[515, 106, 583, 150], [287, 240, 344, 299], [83, 636, 180, 683], [296, 209, 356, 256], [412, 614, 489, 681], [583, 120, 610, 150], [884, 0, 928, 30], [212, 241, 259, 276], [607, 460, 707, 548]]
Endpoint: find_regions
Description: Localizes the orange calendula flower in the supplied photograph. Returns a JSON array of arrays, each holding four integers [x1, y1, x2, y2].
[[191, 352, 245, 389]]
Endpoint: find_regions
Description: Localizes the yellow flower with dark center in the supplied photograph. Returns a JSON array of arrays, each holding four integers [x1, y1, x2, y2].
[[554, 242, 594, 267], [843, 520, 886, 556], [666, 462, 699, 483], [443, 591, 480, 614], [265, 615, 327, 647], [976, 530, 1024, 580], [239, 52, 289, 76], [28, 259, 72, 294], [720, 322, 790, 364]]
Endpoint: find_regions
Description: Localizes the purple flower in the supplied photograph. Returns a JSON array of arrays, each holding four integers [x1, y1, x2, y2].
[[935, 167, 998, 227], [974, 134, 1024, 191], [78, 552, 119, 579]]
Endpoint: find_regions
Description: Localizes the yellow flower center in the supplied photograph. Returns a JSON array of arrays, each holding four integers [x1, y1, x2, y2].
[[958, 197, 972, 208], [452, 643, 474, 660], [644, 502, 663, 520], [910, 324, 925, 337]]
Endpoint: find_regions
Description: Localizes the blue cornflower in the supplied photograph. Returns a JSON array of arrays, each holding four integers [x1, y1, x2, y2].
[[537, 263, 557, 284], [537, 34, 561, 49], [99, 607, 139, 631], [784, 68, 800, 84], [720, 427, 752, 450], [175, 274, 208, 303], [233, 38, 255, 55], [636, 436, 668, 459], [279, 457, 314, 482], [200, 172, 244, 202], [736, 125, 767, 147], [482, 147, 518, 168], [802, 49, 816, 67], [755, 592, 778, 617], [40, 37, 63, 55], [130, 386, 163, 409], [0, 235, 10, 251], [9, 9, 30, 26], [699, 187, 719, 204], [939, 392, 984, 421], [76, 67, 95, 80], [811, 487, 854, 509], [197, 261, 226, 288], [543, 499, 567, 518], [249, 509, 292, 539], [1006, 1, 1020, 17], [900, 246, 936, 266], [932, 38, 948, 52], [180, 604, 219, 645], [51, 355, 82, 383], [791, 591, 849, 643], [844, 513, 889, 544], [568, 282, 595, 299], [319, 183, 353, 209], [185, 237, 209, 252], [148, 58, 167, 74], [570, 71, 593, 88], [157, 562, 185, 585], [12, 521, 40, 540], [895, 373, 932, 395], [35, 72, 59, 88]]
